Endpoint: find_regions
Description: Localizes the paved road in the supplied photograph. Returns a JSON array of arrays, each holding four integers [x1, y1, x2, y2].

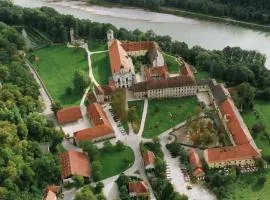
[[138, 99, 148, 137], [26, 61, 53, 116]]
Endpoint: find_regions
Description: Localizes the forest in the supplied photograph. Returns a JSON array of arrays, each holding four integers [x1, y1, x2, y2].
[[89, 0, 270, 25], [1, 0, 270, 198]]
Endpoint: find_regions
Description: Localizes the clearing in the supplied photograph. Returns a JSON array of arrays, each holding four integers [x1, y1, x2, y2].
[[31, 45, 88, 106], [91, 52, 112, 85], [143, 97, 199, 138], [99, 146, 135, 180]]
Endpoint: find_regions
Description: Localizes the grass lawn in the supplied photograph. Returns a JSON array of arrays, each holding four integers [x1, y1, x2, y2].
[[91, 52, 112, 85], [88, 40, 107, 52], [128, 100, 144, 133], [225, 170, 270, 200], [99, 146, 135, 180], [163, 53, 180, 73], [143, 97, 199, 138], [32, 45, 88, 106], [194, 70, 211, 80], [243, 100, 270, 156]]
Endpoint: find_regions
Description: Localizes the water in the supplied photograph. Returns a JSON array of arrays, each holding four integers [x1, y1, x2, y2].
[[12, 0, 270, 69]]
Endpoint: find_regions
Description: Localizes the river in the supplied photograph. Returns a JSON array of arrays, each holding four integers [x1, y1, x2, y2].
[[13, 0, 270, 69]]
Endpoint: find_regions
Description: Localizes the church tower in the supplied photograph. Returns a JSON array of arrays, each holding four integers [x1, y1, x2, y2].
[[107, 29, 114, 47]]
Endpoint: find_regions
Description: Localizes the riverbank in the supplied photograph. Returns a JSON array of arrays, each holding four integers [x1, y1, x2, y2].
[[86, 0, 270, 32]]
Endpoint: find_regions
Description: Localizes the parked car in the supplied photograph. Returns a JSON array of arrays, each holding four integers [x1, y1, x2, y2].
[[186, 184, 192, 190]]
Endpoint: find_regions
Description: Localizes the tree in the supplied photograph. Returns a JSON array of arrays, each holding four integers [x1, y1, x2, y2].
[[127, 107, 137, 122], [155, 157, 166, 178], [257, 176, 267, 186], [95, 182, 104, 194], [72, 175, 85, 187], [74, 187, 97, 200], [116, 140, 125, 151], [51, 101, 62, 113], [80, 141, 100, 161], [73, 70, 90, 92], [92, 161, 102, 181], [102, 140, 113, 152], [111, 89, 127, 120], [233, 82, 255, 111]]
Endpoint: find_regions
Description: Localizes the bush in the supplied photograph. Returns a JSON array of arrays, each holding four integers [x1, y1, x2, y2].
[[72, 175, 84, 188], [95, 182, 104, 194], [116, 140, 125, 151]]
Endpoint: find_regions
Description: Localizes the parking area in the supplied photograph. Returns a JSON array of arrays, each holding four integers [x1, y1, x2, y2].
[[102, 104, 127, 140]]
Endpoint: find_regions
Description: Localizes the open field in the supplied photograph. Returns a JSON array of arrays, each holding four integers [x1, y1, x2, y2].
[[32, 45, 88, 106], [225, 170, 270, 200], [88, 40, 107, 52], [128, 100, 144, 133], [143, 97, 199, 138], [163, 53, 180, 73], [91, 52, 112, 85], [99, 146, 134, 180], [243, 100, 270, 156]]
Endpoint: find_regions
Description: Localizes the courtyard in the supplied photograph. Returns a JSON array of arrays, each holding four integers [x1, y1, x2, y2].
[[143, 97, 200, 138]]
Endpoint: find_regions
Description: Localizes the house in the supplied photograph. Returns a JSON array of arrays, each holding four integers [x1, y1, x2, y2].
[[107, 30, 165, 88], [181, 61, 195, 80], [43, 185, 60, 200], [144, 66, 169, 81], [204, 82, 261, 168], [188, 149, 205, 179], [74, 103, 114, 144], [43, 190, 57, 200], [58, 150, 91, 182], [56, 106, 82, 124], [143, 150, 155, 170], [133, 76, 197, 99], [93, 83, 115, 103], [108, 39, 135, 88], [128, 181, 149, 197]]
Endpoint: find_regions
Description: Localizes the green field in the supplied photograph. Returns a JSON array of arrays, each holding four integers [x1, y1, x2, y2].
[[163, 53, 180, 73], [91, 52, 112, 85], [88, 40, 107, 52], [32, 45, 88, 106], [225, 170, 270, 200], [99, 146, 134, 180], [143, 97, 199, 138], [128, 100, 144, 133], [243, 100, 270, 156]]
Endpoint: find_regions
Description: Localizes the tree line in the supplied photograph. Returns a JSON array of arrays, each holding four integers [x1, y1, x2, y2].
[[0, 20, 64, 200], [89, 0, 270, 25]]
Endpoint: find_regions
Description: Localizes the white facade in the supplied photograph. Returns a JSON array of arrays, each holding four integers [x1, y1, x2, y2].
[[113, 68, 136, 88]]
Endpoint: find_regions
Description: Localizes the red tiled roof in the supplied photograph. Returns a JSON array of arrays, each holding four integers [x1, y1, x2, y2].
[[43, 190, 57, 200], [109, 40, 131, 73], [121, 41, 157, 52], [205, 144, 259, 163], [74, 103, 114, 143], [58, 150, 91, 179], [144, 66, 169, 81], [94, 85, 115, 96], [189, 149, 202, 169], [188, 149, 205, 177], [46, 185, 60, 194], [56, 106, 82, 124], [143, 150, 155, 168], [219, 99, 249, 145], [181, 62, 194, 79], [129, 181, 149, 196]]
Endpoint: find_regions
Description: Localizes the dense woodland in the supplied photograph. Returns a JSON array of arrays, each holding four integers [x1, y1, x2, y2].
[[89, 0, 270, 25], [0, 20, 64, 200], [0, 0, 270, 199]]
